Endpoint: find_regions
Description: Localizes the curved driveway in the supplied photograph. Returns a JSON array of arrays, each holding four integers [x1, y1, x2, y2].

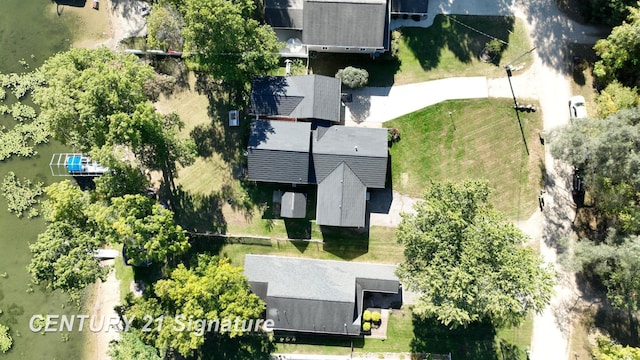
[[348, 2, 608, 359]]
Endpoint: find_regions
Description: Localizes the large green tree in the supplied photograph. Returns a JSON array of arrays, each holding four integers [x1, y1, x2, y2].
[[572, 231, 640, 338], [181, 0, 281, 85], [27, 221, 107, 298], [123, 255, 267, 358], [33, 47, 156, 152], [27, 180, 107, 301], [593, 3, 640, 87], [550, 107, 640, 233], [91, 194, 190, 266], [396, 180, 555, 328]]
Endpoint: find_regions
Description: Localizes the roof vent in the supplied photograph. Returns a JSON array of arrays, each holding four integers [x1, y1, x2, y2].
[[354, 145, 358, 151]]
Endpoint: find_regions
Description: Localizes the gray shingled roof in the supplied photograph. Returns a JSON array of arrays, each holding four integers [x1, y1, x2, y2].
[[280, 191, 307, 218], [316, 163, 367, 227], [248, 120, 311, 184], [250, 75, 341, 122], [312, 126, 388, 188], [244, 255, 399, 335], [302, 0, 388, 48], [391, 0, 428, 13], [265, 0, 304, 29]]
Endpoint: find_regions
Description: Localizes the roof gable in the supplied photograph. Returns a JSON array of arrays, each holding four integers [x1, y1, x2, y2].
[[316, 163, 367, 227], [250, 75, 341, 122], [312, 126, 388, 188]]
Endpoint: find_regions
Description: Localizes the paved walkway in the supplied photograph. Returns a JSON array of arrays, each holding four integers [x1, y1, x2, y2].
[[345, 77, 488, 126]]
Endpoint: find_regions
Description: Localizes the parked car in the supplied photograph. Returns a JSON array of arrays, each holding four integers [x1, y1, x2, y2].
[[569, 95, 587, 119]]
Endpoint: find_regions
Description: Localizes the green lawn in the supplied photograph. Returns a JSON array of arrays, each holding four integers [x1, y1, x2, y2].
[[214, 225, 403, 267], [384, 98, 544, 219], [276, 308, 534, 359], [311, 15, 532, 86], [113, 245, 134, 302]]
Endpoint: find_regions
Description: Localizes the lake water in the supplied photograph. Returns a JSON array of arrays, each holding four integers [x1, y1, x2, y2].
[[0, 1, 88, 358]]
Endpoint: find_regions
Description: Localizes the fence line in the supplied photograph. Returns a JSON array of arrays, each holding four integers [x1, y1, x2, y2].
[[186, 231, 324, 245]]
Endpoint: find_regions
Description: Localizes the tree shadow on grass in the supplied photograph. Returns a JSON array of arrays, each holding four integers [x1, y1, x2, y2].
[[190, 74, 250, 165], [171, 185, 227, 234], [411, 317, 500, 360], [321, 226, 369, 260], [402, 15, 515, 72]]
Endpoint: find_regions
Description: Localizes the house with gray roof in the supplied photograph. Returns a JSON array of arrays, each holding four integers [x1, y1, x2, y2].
[[249, 75, 342, 123], [247, 120, 388, 227], [313, 126, 388, 227], [266, 0, 390, 55], [243, 254, 400, 335]]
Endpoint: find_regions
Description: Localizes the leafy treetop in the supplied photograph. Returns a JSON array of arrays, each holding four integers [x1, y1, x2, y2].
[[396, 180, 554, 328]]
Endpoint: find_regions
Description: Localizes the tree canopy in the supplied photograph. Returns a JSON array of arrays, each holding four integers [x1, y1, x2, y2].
[[594, 3, 640, 87], [396, 180, 554, 328], [550, 107, 640, 233], [123, 255, 266, 357], [33, 47, 195, 188], [33, 47, 156, 152], [181, 0, 281, 84], [108, 332, 161, 360], [147, 4, 184, 51], [91, 194, 190, 266]]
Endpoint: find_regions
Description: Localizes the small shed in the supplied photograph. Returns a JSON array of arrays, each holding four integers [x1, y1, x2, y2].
[[280, 191, 307, 218]]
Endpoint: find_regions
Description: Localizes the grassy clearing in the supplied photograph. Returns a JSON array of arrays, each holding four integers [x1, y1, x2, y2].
[[217, 226, 403, 267], [113, 246, 134, 303], [276, 308, 534, 359], [310, 15, 532, 86], [384, 98, 544, 219]]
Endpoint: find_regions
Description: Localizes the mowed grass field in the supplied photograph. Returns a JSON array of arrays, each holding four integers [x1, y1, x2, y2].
[[384, 98, 544, 219], [311, 15, 533, 86]]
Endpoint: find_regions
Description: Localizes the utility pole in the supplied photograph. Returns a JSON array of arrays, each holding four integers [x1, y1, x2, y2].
[[504, 47, 536, 156]]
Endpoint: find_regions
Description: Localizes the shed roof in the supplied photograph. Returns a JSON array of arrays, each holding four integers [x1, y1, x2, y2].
[[280, 191, 307, 218]]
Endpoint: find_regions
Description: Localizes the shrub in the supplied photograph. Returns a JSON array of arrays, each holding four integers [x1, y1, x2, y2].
[[388, 128, 401, 143], [0, 324, 12, 353], [362, 322, 371, 332], [390, 30, 401, 58], [596, 80, 639, 118], [485, 39, 503, 54], [371, 311, 381, 323], [336, 66, 369, 89], [363, 309, 372, 322]]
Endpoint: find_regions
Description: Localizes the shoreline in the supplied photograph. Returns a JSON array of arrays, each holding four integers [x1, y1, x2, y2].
[[50, 1, 147, 358], [83, 260, 121, 360]]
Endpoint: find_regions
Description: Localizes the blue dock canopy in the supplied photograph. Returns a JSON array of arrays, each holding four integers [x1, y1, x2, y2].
[[66, 155, 83, 172]]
